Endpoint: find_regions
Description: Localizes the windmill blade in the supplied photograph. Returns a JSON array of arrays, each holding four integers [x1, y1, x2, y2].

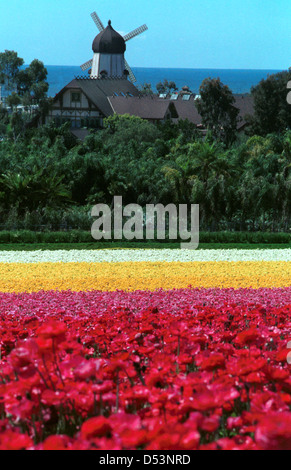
[[91, 12, 105, 32], [123, 24, 148, 42], [80, 59, 93, 71], [124, 59, 137, 83]]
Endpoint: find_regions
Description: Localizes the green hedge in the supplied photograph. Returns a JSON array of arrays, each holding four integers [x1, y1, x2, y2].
[[0, 230, 290, 245]]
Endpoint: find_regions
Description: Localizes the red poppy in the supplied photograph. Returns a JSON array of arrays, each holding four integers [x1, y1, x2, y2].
[[81, 417, 112, 440], [255, 413, 291, 450]]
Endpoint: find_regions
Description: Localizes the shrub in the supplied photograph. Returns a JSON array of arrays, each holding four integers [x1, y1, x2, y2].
[[0, 230, 289, 245]]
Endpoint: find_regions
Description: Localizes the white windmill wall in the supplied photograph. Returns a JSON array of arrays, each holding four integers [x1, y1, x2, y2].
[[91, 53, 125, 78], [91, 53, 100, 77]]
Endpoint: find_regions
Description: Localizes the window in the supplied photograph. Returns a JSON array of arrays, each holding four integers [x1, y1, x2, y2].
[[182, 94, 191, 101], [71, 92, 81, 103], [81, 117, 102, 129]]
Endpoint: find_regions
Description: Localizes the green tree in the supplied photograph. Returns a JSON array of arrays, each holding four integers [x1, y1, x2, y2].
[[162, 139, 238, 229], [0, 167, 71, 215], [246, 69, 291, 136], [156, 79, 178, 95], [8, 112, 31, 143], [17, 59, 49, 103], [0, 50, 24, 92], [103, 114, 161, 145], [0, 104, 8, 137], [138, 82, 154, 96], [195, 77, 240, 146], [5, 92, 21, 110], [237, 133, 291, 230]]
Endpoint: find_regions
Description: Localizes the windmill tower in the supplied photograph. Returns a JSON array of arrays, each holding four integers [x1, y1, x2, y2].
[[81, 11, 148, 82]]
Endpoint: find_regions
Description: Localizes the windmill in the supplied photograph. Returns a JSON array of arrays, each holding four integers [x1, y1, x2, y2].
[[80, 11, 148, 83]]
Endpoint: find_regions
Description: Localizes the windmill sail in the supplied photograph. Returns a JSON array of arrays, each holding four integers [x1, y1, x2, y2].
[[123, 24, 148, 42], [124, 59, 137, 83], [80, 59, 93, 71], [91, 12, 105, 32]]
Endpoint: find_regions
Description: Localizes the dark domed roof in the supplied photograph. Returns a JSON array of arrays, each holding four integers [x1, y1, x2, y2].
[[92, 20, 126, 54]]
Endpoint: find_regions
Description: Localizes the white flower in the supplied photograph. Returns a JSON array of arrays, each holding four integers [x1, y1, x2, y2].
[[0, 249, 290, 263]]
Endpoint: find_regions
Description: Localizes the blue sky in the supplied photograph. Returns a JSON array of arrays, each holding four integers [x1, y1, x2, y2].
[[0, 0, 290, 69]]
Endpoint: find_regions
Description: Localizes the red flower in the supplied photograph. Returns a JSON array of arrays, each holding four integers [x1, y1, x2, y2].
[[235, 328, 261, 346], [43, 435, 71, 450], [41, 390, 66, 407], [73, 360, 98, 380], [37, 321, 67, 342], [0, 430, 33, 450], [81, 417, 112, 440], [196, 353, 225, 372], [180, 431, 200, 450], [0, 287, 290, 450], [255, 412, 291, 450]]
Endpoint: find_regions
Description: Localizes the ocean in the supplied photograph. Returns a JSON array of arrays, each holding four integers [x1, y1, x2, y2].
[[45, 65, 282, 97]]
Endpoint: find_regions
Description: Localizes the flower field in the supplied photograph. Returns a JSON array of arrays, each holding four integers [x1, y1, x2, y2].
[[0, 248, 290, 450]]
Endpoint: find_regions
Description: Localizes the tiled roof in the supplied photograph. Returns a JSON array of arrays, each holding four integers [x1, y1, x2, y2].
[[53, 80, 254, 129], [233, 94, 255, 129], [171, 95, 202, 125], [155, 94, 254, 128], [78, 78, 139, 116], [54, 78, 139, 117], [108, 96, 178, 120]]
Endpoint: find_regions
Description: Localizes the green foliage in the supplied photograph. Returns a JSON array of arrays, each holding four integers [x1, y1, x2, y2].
[[103, 114, 161, 144], [5, 92, 21, 109], [0, 104, 8, 137], [0, 230, 289, 245], [0, 166, 72, 216], [0, 50, 50, 143], [16, 59, 49, 104], [0, 50, 24, 91], [0, 113, 290, 233], [138, 82, 154, 95], [196, 77, 240, 146], [246, 69, 291, 136], [156, 79, 178, 94]]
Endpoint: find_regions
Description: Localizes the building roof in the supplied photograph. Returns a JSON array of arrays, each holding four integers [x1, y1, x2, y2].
[[108, 95, 179, 120], [92, 20, 126, 54], [53, 80, 254, 130], [171, 95, 202, 125], [54, 77, 139, 117], [154, 93, 254, 130], [233, 94, 254, 129]]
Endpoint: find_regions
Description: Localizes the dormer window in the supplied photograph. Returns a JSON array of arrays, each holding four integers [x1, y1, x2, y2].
[[71, 92, 81, 103]]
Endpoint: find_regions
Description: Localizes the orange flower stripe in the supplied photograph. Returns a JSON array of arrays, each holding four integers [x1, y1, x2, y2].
[[0, 261, 289, 293]]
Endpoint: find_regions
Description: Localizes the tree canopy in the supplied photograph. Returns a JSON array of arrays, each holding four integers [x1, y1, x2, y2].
[[0, 50, 24, 91], [16, 59, 49, 103], [0, 50, 49, 141], [156, 79, 178, 95], [195, 77, 240, 146], [0, 115, 290, 232], [246, 69, 291, 136]]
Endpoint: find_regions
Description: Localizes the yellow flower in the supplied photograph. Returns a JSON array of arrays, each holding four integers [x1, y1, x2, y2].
[[0, 261, 289, 293]]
